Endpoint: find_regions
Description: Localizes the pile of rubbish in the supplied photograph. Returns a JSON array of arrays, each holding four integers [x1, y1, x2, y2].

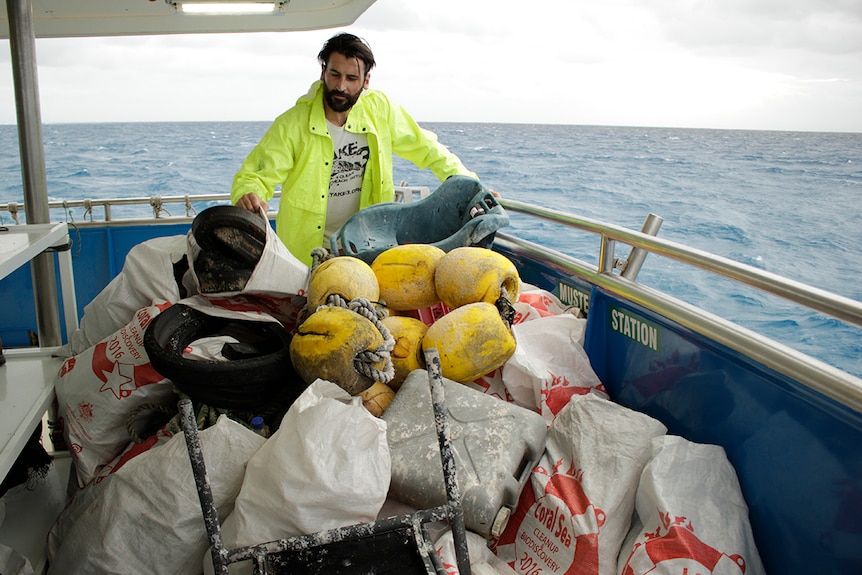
[[44, 204, 764, 575]]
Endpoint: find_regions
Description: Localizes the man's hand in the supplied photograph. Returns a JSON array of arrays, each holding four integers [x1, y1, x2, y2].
[[235, 193, 269, 216]]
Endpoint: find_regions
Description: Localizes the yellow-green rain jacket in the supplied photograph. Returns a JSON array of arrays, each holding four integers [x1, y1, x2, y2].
[[231, 81, 478, 266]]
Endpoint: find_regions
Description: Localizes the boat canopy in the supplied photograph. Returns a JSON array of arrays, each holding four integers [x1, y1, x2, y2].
[[1, 0, 377, 39]]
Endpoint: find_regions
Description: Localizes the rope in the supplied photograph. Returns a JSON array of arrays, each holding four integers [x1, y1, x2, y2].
[[82, 199, 93, 221], [150, 196, 172, 218], [184, 194, 197, 218], [126, 402, 177, 443], [62, 201, 82, 258], [161, 388, 295, 436], [496, 285, 516, 327], [318, 294, 395, 385], [309, 246, 332, 271], [8, 202, 20, 225]]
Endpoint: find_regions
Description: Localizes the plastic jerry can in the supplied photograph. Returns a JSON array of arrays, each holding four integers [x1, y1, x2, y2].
[[383, 369, 547, 538]]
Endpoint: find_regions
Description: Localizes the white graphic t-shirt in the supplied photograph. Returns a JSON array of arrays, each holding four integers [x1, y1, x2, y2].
[[326, 120, 369, 237]]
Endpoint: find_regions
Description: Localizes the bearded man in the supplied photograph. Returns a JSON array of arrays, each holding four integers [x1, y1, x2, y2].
[[231, 32, 480, 266]]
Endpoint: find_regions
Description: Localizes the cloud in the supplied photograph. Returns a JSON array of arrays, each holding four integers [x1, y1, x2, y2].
[[2, 0, 861, 131]]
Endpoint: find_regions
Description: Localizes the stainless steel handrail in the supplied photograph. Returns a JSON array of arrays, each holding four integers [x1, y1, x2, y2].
[[500, 198, 862, 330], [0, 186, 430, 222], [494, 231, 862, 414]]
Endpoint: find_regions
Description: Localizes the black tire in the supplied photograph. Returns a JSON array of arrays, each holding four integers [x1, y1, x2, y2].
[[193, 251, 253, 293], [192, 205, 267, 266], [144, 303, 306, 410]]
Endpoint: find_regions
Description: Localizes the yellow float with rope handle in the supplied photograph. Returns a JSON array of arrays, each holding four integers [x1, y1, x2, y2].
[[289, 298, 394, 396], [421, 301, 516, 384], [371, 244, 446, 310], [434, 246, 521, 310], [381, 315, 428, 389], [305, 256, 379, 312]]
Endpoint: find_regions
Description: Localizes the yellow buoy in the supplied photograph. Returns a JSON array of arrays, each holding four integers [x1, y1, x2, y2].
[[434, 247, 521, 310], [381, 315, 428, 389], [359, 381, 396, 417], [372, 244, 445, 310], [422, 302, 516, 383], [306, 256, 379, 311], [289, 306, 386, 395]]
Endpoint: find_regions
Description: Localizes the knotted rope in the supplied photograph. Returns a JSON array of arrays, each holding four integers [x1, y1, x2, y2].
[[309, 246, 332, 271], [318, 294, 395, 385]]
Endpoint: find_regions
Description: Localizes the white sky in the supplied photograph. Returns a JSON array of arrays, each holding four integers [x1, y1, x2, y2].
[[2, 0, 862, 132]]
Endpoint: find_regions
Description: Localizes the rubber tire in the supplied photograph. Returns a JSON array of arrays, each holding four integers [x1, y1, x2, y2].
[[192, 205, 267, 266], [144, 303, 303, 410], [193, 250, 253, 293]]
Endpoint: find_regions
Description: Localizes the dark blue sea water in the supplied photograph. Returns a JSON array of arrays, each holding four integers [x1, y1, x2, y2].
[[1, 122, 861, 377]]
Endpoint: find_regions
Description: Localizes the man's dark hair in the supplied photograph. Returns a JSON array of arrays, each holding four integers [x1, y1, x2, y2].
[[318, 33, 376, 76]]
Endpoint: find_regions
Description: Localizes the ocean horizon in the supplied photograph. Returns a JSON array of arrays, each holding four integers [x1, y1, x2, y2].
[[1, 121, 860, 377]]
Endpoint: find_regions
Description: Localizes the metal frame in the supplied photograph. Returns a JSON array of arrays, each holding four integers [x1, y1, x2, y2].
[[179, 349, 471, 575]]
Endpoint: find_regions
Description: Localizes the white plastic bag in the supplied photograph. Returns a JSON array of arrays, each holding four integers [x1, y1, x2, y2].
[[512, 284, 579, 325], [617, 435, 765, 575], [436, 530, 518, 575], [0, 543, 34, 575], [502, 314, 607, 423], [47, 415, 264, 575], [66, 235, 188, 356], [55, 301, 177, 486], [493, 394, 666, 575], [209, 379, 390, 574], [187, 209, 309, 298]]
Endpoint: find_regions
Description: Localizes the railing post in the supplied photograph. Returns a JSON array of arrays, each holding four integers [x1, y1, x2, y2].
[[598, 235, 615, 274], [621, 213, 663, 280], [7, 0, 62, 347]]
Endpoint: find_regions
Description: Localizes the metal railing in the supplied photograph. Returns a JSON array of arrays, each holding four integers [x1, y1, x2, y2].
[[497, 198, 862, 414], [0, 186, 432, 225], [500, 198, 862, 330]]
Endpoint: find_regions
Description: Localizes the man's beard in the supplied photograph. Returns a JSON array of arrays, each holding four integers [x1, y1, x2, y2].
[[324, 85, 362, 113]]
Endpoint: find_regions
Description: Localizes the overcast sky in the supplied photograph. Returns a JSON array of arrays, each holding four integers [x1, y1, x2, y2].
[[2, 0, 861, 132]]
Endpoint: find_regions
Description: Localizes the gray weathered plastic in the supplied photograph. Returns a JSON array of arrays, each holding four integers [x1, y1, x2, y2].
[[331, 175, 509, 264], [383, 370, 547, 538]]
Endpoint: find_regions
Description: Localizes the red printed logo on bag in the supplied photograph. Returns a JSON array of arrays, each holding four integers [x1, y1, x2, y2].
[[59, 356, 76, 377], [495, 458, 606, 574], [541, 371, 606, 418], [621, 512, 746, 574], [77, 402, 95, 423], [91, 335, 164, 400]]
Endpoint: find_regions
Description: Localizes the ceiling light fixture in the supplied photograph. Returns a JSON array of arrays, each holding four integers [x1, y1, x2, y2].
[[169, 1, 286, 15]]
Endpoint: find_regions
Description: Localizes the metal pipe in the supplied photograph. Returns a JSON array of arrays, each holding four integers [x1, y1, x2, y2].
[[621, 212, 664, 280], [6, 0, 62, 346], [179, 399, 230, 575], [424, 348, 471, 575]]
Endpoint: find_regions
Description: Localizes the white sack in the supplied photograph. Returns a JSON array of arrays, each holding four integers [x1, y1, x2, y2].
[[502, 314, 607, 423], [47, 416, 264, 575], [209, 379, 390, 575], [617, 435, 765, 575], [436, 530, 518, 575], [187, 209, 309, 298], [493, 394, 666, 575], [512, 284, 580, 325], [67, 235, 188, 356], [0, 543, 34, 575], [55, 302, 177, 487]]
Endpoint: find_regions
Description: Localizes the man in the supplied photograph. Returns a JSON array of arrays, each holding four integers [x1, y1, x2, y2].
[[231, 33, 480, 266]]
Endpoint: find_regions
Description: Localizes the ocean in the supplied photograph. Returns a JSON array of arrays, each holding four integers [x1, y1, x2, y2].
[[1, 121, 861, 377]]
